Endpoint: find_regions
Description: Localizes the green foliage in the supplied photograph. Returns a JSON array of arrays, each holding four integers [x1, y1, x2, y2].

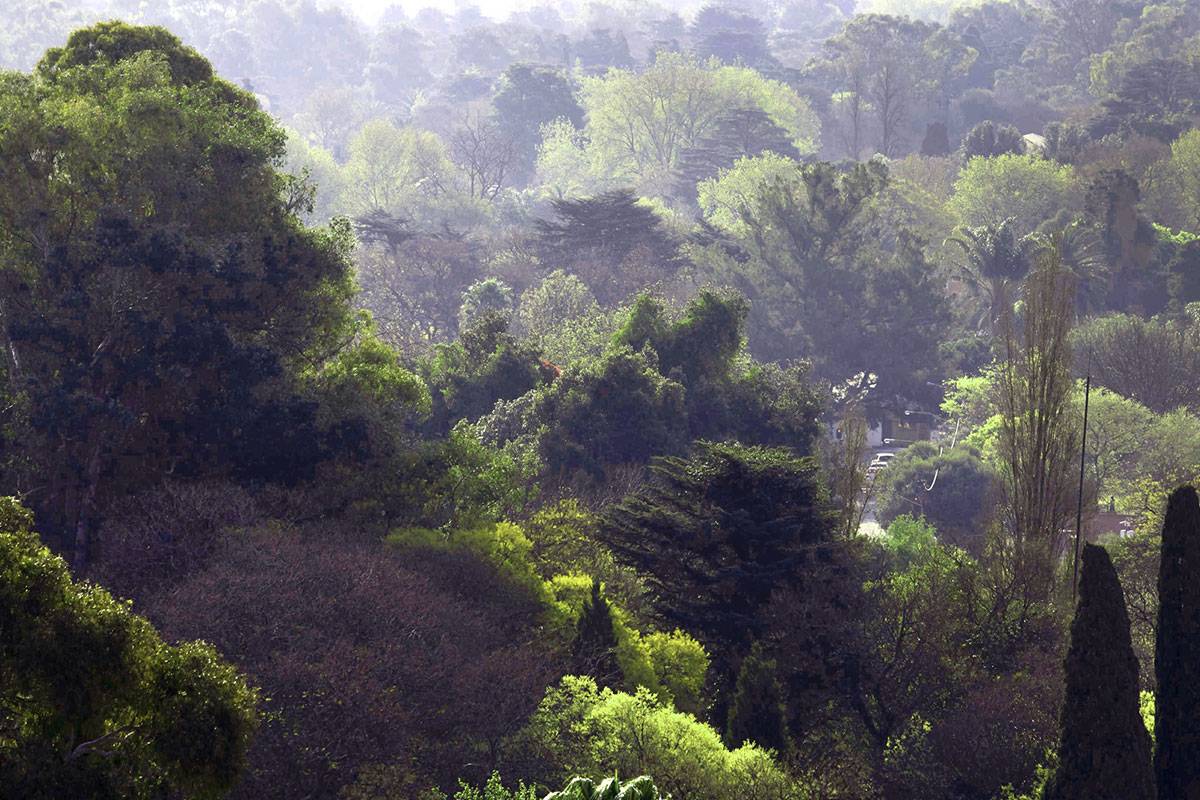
[[601, 441, 834, 707], [1044, 544, 1154, 800], [725, 642, 790, 754], [695, 157, 949, 402], [948, 154, 1076, 234], [641, 631, 710, 719], [0, 21, 365, 560], [533, 346, 687, 478], [514, 676, 797, 800], [544, 775, 661, 800], [961, 120, 1025, 159], [572, 579, 623, 688], [548, 51, 819, 199], [0, 497, 257, 798], [424, 313, 550, 433], [882, 514, 941, 568], [874, 443, 1000, 552]]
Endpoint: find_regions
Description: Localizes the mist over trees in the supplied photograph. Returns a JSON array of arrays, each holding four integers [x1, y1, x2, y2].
[[3, 1, 1200, 798]]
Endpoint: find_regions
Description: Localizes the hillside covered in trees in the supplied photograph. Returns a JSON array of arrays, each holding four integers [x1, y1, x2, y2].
[[3, 1, 1200, 798]]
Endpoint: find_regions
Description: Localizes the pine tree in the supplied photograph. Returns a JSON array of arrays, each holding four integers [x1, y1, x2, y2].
[[725, 642, 790, 754], [1156, 485, 1200, 800], [1044, 543, 1154, 800], [572, 578, 623, 689]]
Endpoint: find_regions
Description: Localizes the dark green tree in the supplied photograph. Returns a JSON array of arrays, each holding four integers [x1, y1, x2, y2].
[[874, 443, 1000, 554], [571, 578, 622, 689], [600, 442, 835, 714], [0, 497, 257, 799], [725, 642, 790, 754], [1156, 485, 1200, 800], [961, 120, 1024, 158], [674, 107, 801, 204], [534, 190, 686, 305], [0, 23, 362, 564], [492, 64, 583, 181], [1045, 543, 1154, 800]]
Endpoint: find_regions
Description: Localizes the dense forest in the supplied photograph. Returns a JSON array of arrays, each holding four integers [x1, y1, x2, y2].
[[3, 1, 1200, 798]]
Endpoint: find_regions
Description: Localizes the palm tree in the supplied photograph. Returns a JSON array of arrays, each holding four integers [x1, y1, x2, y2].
[[947, 218, 1035, 334]]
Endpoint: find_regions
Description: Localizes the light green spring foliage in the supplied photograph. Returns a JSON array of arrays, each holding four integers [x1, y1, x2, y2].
[[515, 270, 627, 366], [948, 154, 1076, 234], [518, 676, 797, 800], [537, 51, 819, 200], [339, 118, 488, 229], [1145, 129, 1200, 234], [282, 128, 344, 224], [309, 329, 431, 415], [697, 152, 802, 237], [544, 775, 662, 800], [0, 497, 257, 799], [883, 515, 941, 568]]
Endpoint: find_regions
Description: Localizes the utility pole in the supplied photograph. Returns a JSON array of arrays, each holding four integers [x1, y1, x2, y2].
[[1072, 372, 1092, 600]]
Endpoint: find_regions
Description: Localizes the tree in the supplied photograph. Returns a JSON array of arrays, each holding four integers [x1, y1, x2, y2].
[[600, 442, 835, 715], [450, 110, 517, 201], [725, 642, 790, 754], [573, 578, 623, 689], [513, 676, 795, 800], [556, 51, 819, 198], [948, 218, 1035, 334], [689, 5, 776, 71], [153, 528, 557, 797], [1044, 544, 1154, 800], [0, 497, 257, 799], [995, 243, 1078, 600], [544, 775, 661, 800], [875, 443, 1000, 553], [1071, 313, 1200, 414], [492, 64, 584, 181], [697, 157, 949, 403], [1156, 485, 1200, 800], [820, 14, 972, 157], [0, 23, 362, 565], [961, 120, 1024, 158], [948, 154, 1076, 234], [534, 190, 686, 305], [674, 107, 802, 203], [1145, 130, 1200, 235]]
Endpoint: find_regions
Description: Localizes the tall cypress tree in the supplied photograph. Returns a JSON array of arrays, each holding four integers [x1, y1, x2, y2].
[[725, 641, 790, 754], [1045, 543, 1154, 800], [572, 578, 623, 689], [1156, 485, 1200, 800]]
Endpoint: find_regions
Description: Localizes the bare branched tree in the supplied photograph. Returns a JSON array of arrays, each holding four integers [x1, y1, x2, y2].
[[995, 237, 1079, 601], [449, 110, 516, 201]]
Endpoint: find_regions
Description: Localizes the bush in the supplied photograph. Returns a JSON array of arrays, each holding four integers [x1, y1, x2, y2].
[[511, 676, 796, 800]]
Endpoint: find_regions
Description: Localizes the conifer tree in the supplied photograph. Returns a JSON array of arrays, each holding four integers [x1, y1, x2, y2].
[[572, 578, 622, 689], [725, 642, 790, 754], [1045, 543, 1154, 800], [1156, 485, 1200, 800]]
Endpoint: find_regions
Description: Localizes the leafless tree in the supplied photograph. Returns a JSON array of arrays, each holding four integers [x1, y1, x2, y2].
[[450, 110, 517, 201], [994, 238, 1079, 601]]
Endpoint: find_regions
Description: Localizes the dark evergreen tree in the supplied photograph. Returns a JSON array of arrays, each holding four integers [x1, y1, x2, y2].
[[1044, 543, 1154, 800], [600, 442, 838, 717], [725, 642, 790, 754], [961, 120, 1024, 158], [1156, 486, 1200, 800], [572, 578, 623, 689], [674, 107, 801, 202], [534, 190, 686, 304]]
